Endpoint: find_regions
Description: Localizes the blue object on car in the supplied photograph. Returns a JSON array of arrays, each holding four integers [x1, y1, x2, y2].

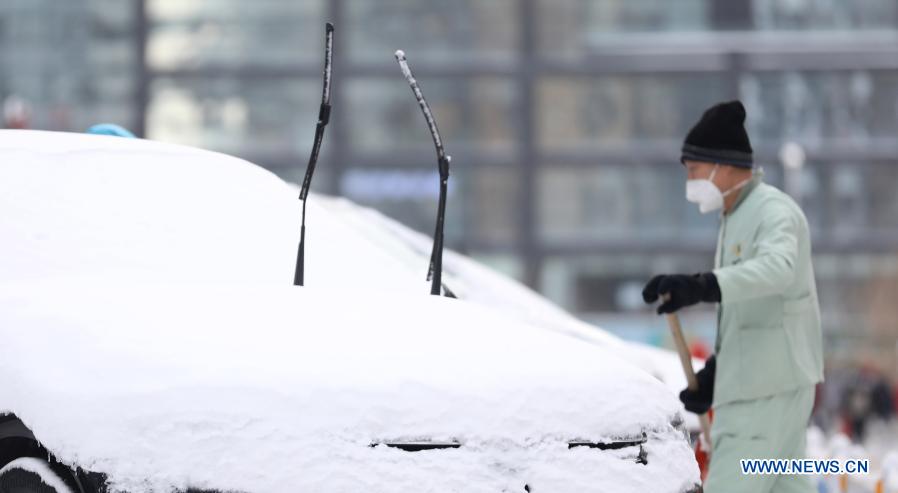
[[86, 123, 136, 138]]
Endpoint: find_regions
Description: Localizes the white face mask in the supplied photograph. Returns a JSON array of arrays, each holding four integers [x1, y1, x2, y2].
[[686, 165, 751, 214]]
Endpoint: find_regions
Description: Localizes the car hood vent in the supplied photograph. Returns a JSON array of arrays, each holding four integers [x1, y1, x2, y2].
[[371, 441, 461, 452], [568, 433, 648, 465], [567, 432, 646, 450]]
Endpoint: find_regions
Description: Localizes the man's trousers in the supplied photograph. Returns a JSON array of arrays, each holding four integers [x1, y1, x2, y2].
[[703, 385, 816, 493]]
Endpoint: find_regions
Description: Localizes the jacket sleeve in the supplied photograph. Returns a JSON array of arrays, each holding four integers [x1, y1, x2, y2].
[[713, 200, 800, 303]]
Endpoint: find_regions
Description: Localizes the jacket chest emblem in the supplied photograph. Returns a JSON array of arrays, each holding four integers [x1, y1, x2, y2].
[[733, 243, 742, 257]]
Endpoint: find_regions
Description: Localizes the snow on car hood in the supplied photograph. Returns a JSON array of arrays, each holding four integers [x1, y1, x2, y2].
[[0, 282, 697, 493]]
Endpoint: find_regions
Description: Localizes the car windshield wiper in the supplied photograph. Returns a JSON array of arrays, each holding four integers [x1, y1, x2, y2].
[[394, 50, 454, 298], [293, 22, 334, 287]]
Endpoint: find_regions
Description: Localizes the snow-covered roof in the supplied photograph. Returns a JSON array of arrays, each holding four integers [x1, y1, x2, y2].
[[0, 131, 316, 287], [0, 130, 455, 292], [0, 131, 699, 492]]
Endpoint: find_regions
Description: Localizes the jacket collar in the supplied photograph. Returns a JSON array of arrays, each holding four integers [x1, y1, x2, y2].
[[723, 168, 764, 217]]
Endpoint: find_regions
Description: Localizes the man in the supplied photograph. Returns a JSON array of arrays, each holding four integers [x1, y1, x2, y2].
[[642, 100, 824, 493]]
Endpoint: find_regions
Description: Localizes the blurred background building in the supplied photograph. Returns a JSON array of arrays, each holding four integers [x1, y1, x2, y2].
[[3, 0, 897, 421]]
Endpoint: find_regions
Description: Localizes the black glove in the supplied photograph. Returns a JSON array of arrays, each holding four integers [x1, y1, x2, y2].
[[641, 272, 721, 314], [679, 355, 716, 414]]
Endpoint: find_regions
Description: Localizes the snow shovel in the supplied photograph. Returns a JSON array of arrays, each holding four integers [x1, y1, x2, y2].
[[663, 296, 713, 452]]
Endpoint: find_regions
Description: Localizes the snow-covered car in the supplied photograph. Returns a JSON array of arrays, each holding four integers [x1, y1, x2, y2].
[[0, 130, 700, 492]]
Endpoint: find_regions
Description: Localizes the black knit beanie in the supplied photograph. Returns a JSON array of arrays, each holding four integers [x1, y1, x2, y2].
[[681, 100, 753, 168]]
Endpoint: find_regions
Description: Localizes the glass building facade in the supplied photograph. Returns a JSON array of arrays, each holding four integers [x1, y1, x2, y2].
[[2, 0, 897, 372]]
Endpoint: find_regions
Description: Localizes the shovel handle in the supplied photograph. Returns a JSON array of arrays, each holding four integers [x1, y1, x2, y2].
[[666, 311, 699, 390], [663, 296, 713, 450]]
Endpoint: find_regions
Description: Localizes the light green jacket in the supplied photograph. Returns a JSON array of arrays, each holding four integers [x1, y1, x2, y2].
[[711, 172, 824, 405]]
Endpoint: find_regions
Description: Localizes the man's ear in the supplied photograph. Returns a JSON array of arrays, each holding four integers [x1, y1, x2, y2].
[[725, 163, 753, 180]]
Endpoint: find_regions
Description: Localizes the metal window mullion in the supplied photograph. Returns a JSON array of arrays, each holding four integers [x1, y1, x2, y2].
[[519, 0, 541, 289]]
